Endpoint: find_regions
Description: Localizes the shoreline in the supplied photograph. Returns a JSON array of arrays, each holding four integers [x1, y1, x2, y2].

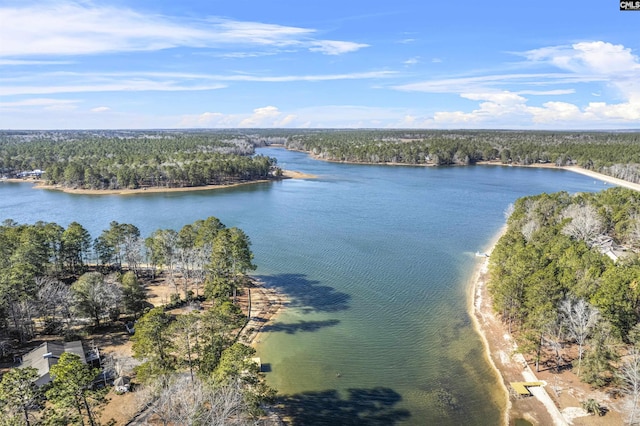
[[468, 227, 511, 426], [282, 148, 640, 190], [239, 278, 288, 348], [2, 168, 316, 196], [471, 228, 566, 425], [471, 168, 640, 425]]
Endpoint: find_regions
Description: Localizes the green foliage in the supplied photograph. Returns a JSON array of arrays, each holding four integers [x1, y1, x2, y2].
[[0, 367, 41, 426], [0, 130, 279, 190], [581, 398, 603, 416], [120, 271, 146, 317], [131, 307, 175, 383], [489, 187, 640, 389], [71, 272, 121, 327], [284, 130, 640, 183], [46, 353, 104, 426]]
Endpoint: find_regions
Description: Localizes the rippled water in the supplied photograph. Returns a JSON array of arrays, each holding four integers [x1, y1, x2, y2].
[[0, 148, 608, 424]]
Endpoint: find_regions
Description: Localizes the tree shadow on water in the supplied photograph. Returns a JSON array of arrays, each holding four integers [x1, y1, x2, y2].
[[278, 387, 411, 425], [262, 319, 340, 334], [258, 273, 351, 313]]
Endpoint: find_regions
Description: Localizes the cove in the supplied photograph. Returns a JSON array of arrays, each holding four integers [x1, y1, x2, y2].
[[0, 147, 608, 424]]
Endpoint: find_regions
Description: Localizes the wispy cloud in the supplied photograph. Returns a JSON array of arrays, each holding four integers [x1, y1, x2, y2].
[[0, 81, 227, 96], [0, 98, 80, 108], [90, 106, 110, 113], [0, 70, 395, 96], [393, 73, 602, 93], [0, 59, 73, 66], [0, 2, 367, 57], [179, 104, 416, 129], [392, 41, 640, 128], [309, 40, 369, 55]]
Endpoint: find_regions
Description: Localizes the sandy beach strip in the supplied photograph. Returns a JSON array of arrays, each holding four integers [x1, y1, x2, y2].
[[561, 166, 640, 192], [470, 228, 564, 425], [239, 278, 288, 347], [471, 176, 640, 425], [3, 169, 316, 196]]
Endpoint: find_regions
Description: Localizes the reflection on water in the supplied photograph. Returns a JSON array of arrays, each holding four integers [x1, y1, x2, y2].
[[0, 148, 608, 424]]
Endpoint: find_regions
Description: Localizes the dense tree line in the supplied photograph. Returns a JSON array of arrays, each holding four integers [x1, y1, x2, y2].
[[0, 130, 279, 190], [283, 130, 640, 183], [488, 187, 640, 418], [0, 216, 271, 424], [4, 129, 639, 186]]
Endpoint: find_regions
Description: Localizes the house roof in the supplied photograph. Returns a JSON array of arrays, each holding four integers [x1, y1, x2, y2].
[[20, 341, 86, 385]]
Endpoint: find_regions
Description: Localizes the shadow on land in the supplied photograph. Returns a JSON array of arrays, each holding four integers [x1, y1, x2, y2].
[[262, 319, 340, 334], [257, 273, 351, 313], [277, 387, 411, 425]]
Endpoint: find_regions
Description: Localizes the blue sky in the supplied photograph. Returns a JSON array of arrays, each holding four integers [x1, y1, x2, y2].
[[1, 0, 639, 129]]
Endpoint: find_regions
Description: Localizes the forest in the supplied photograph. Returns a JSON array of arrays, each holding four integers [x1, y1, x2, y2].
[[282, 130, 640, 184], [488, 187, 640, 420], [0, 130, 280, 190], [0, 216, 273, 425], [3, 129, 640, 190]]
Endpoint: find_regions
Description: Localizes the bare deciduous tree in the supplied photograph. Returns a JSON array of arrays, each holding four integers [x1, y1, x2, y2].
[[544, 317, 565, 373], [504, 203, 515, 220], [521, 220, 540, 242], [621, 348, 640, 425], [123, 234, 144, 275], [629, 213, 640, 249], [561, 204, 604, 243], [138, 375, 250, 425], [36, 276, 73, 333], [560, 297, 599, 376]]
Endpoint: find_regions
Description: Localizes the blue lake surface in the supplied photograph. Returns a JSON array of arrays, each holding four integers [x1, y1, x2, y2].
[[0, 148, 610, 424]]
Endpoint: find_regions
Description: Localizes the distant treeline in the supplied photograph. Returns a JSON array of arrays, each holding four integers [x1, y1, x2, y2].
[[3, 129, 640, 187], [283, 130, 640, 184], [0, 130, 280, 190]]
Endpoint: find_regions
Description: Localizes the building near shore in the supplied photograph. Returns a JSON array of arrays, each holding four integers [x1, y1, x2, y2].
[[19, 341, 88, 386]]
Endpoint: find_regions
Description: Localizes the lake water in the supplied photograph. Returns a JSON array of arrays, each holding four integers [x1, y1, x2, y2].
[[0, 148, 608, 424]]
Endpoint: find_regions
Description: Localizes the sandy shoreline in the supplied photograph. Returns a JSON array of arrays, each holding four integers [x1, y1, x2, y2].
[[2, 168, 316, 196], [472, 170, 640, 425], [471, 228, 564, 425], [238, 278, 288, 347]]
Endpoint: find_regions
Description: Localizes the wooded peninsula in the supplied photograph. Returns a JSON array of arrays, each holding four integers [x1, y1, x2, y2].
[[2, 129, 640, 192]]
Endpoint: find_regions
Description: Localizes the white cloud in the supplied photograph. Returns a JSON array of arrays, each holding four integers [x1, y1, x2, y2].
[[179, 105, 417, 129], [91, 106, 110, 113], [394, 40, 640, 128], [516, 89, 575, 96], [0, 59, 72, 66], [308, 40, 369, 55], [0, 2, 365, 57], [180, 106, 297, 128], [524, 41, 639, 75], [0, 98, 79, 108], [461, 91, 527, 105], [0, 81, 227, 96], [0, 70, 394, 96], [393, 73, 601, 94], [404, 57, 420, 66]]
